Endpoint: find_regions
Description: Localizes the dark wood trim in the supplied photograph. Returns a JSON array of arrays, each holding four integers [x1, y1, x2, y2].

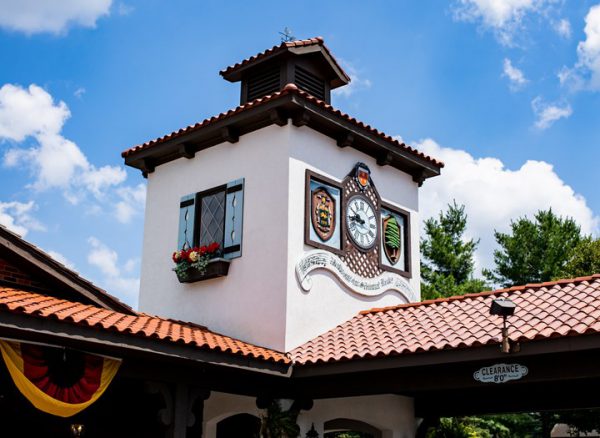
[[179, 143, 196, 159], [269, 108, 288, 126], [336, 132, 354, 148], [124, 93, 441, 184], [304, 170, 344, 256], [292, 110, 311, 127], [412, 169, 427, 187], [142, 157, 156, 174], [379, 201, 412, 279], [376, 151, 393, 167], [220, 126, 239, 143]]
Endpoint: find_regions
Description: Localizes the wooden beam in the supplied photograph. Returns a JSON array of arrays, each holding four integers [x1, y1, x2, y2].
[[178, 143, 196, 159], [221, 126, 239, 144], [292, 110, 310, 127], [336, 132, 354, 148], [412, 170, 427, 187], [377, 151, 393, 166], [269, 108, 288, 126], [142, 157, 156, 174]]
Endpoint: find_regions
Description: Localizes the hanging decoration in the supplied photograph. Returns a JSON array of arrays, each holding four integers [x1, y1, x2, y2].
[[0, 340, 120, 418]]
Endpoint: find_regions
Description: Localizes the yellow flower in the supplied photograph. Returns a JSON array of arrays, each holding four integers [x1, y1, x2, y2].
[[189, 251, 199, 262]]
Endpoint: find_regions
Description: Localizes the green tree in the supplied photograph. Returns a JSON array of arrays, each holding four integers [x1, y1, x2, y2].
[[560, 237, 600, 279], [483, 209, 582, 287], [421, 201, 486, 300]]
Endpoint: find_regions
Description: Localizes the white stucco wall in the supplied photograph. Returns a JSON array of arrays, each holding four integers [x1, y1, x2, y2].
[[202, 392, 416, 438], [298, 394, 416, 438], [203, 392, 262, 438], [138, 125, 291, 351], [138, 122, 421, 352], [285, 126, 420, 351]]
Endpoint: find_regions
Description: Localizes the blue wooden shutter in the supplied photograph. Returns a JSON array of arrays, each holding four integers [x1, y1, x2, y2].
[[223, 178, 244, 259], [178, 194, 196, 250]]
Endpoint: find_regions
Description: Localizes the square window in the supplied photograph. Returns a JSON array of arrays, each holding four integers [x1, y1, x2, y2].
[[178, 179, 244, 260]]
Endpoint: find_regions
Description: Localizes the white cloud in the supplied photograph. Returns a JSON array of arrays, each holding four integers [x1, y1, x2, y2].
[[0, 200, 44, 237], [577, 4, 600, 90], [333, 60, 372, 98], [452, 0, 559, 46], [0, 84, 70, 142], [554, 18, 572, 38], [114, 183, 146, 223], [74, 88, 86, 99], [87, 236, 139, 304], [452, 0, 538, 44], [0, 0, 112, 35], [116, 3, 134, 16], [0, 83, 126, 201], [502, 58, 528, 89], [531, 96, 572, 129], [418, 138, 599, 275], [559, 5, 600, 91]]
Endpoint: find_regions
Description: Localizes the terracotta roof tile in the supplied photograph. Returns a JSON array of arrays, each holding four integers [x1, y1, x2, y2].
[[0, 287, 290, 365], [290, 275, 600, 365], [121, 84, 443, 170], [219, 37, 349, 82]]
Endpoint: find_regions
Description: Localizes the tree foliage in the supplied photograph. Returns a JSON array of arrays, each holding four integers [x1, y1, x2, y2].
[[560, 237, 600, 279], [259, 401, 300, 438], [483, 209, 582, 287], [421, 201, 486, 300]]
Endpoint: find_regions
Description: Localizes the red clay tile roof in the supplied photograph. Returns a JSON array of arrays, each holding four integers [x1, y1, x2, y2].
[[219, 37, 350, 83], [0, 287, 290, 365], [121, 84, 444, 169], [290, 275, 600, 365], [0, 225, 132, 314]]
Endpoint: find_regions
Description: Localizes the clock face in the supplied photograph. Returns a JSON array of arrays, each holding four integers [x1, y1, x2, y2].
[[346, 196, 378, 249]]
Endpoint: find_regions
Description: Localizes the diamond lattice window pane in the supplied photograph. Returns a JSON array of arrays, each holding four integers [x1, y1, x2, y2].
[[200, 191, 225, 247]]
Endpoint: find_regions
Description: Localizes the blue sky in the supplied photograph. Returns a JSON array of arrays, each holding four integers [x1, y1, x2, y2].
[[1, 1, 599, 306]]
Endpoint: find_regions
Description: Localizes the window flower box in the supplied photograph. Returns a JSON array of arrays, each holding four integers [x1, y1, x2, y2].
[[176, 258, 230, 283], [172, 243, 229, 283]]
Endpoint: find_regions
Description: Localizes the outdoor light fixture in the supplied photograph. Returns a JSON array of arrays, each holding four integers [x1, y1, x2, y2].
[[70, 424, 85, 437], [489, 298, 519, 354]]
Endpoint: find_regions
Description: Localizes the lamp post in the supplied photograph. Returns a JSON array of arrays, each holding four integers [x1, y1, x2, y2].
[[489, 298, 518, 354]]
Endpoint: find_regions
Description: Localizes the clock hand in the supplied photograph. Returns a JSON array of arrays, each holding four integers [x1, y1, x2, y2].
[[350, 214, 365, 225]]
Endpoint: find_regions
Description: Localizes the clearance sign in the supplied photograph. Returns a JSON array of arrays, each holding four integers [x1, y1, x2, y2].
[[473, 363, 529, 384]]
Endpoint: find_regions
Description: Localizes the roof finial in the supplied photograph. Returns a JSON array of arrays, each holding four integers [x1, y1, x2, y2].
[[279, 27, 296, 43]]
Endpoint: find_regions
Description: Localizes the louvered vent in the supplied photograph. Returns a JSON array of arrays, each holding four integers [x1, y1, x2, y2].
[[246, 67, 280, 101], [295, 66, 325, 100]]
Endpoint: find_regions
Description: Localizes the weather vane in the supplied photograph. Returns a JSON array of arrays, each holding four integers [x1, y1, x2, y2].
[[279, 27, 296, 43]]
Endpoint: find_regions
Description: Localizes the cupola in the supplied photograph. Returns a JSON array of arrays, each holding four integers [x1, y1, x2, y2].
[[220, 37, 351, 104]]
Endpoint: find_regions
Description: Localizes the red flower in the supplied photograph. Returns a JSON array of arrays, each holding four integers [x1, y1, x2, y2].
[[208, 242, 220, 253]]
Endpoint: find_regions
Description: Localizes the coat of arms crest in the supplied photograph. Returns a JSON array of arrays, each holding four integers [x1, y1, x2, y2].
[[383, 214, 401, 265], [311, 187, 336, 242]]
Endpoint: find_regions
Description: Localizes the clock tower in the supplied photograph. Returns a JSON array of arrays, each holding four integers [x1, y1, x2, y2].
[[124, 37, 443, 352]]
